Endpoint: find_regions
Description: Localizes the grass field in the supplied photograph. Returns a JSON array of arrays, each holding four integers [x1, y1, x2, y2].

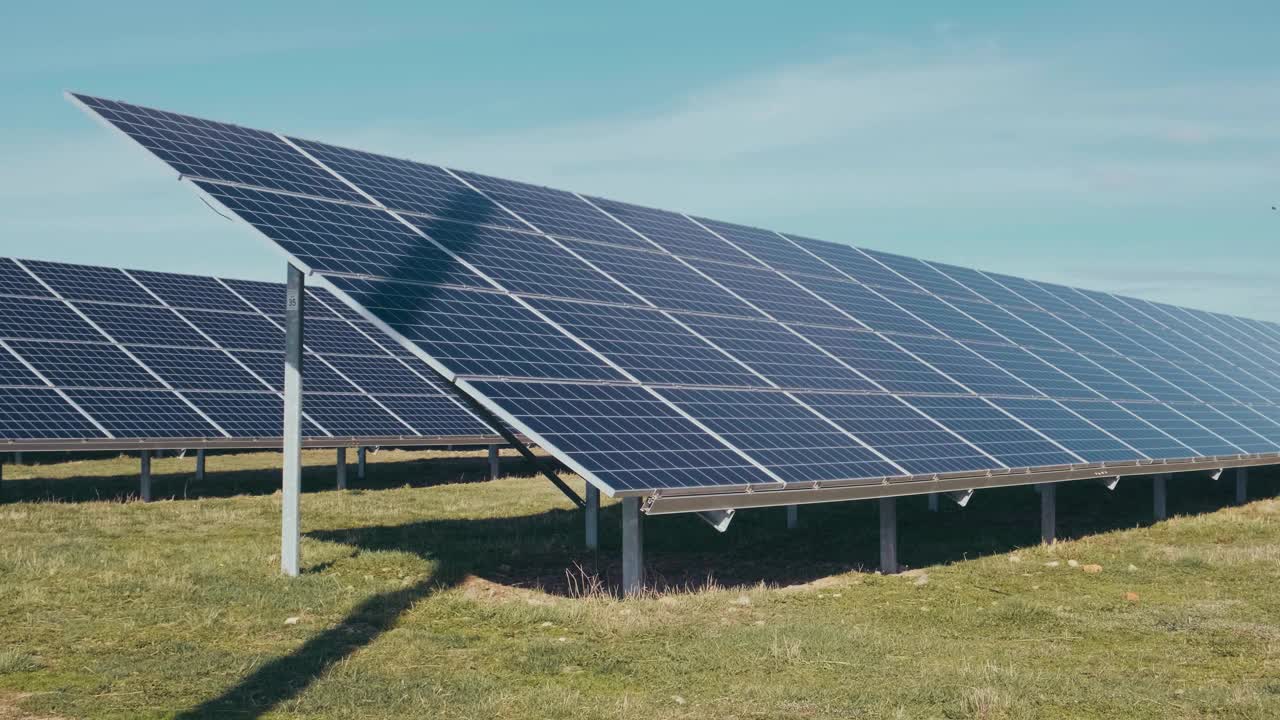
[[1, 450, 1278, 719]]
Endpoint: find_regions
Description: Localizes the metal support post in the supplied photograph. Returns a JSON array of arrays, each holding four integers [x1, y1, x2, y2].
[[1040, 482, 1056, 544], [357, 447, 366, 480], [622, 496, 644, 596], [13, 451, 22, 465], [280, 264, 304, 577], [1153, 474, 1168, 521], [487, 444, 499, 480], [879, 497, 898, 574], [585, 484, 599, 550], [927, 492, 939, 512], [786, 504, 799, 529], [336, 447, 347, 490], [1236, 467, 1248, 504], [195, 448, 205, 482], [140, 450, 152, 503]]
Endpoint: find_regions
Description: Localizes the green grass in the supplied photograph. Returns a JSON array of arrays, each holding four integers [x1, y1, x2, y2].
[[1, 450, 1279, 719]]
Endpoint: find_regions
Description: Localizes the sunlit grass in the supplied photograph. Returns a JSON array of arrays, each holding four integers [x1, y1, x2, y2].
[[1, 452, 1277, 718]]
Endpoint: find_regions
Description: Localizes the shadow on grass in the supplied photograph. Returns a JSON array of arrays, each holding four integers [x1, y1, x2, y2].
[[0, 451, 554, 504], [174, 467, 1276, 719]]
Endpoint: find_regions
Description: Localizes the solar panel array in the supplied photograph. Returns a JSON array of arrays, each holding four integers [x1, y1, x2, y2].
[[72, 93, 1280, 499], [0, 256, 495, 447]]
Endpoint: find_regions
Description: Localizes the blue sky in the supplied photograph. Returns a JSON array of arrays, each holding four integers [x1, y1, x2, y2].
[[3, 1, 1277, 319]]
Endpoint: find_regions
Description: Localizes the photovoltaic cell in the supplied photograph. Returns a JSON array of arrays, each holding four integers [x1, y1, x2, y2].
[[183, 391, 322, 438], [693, 218, 841, 279], [789, 325, 966, 395], [372, 394, 491, 437], [75, 302, 213, 348], [1119, 402, 1243, 457], [1000, 305, 1115, 356], [874, 288, 1007, 345], [405, 215, 636, 305], [0, 388, 103, 439], [1130, 357, 1237, 404], [23, 260, 155, 305], [900, 396, 1080, 468], [888, 334, 1036, 397], [454, 171, 650, 249], [1172, 403, 1273, 454], [685, 257, 861, 328], [319, 354, 446, 395], [0, 297, 105, 343], [1212, 403, 1280, 446], [6, 341, 162, 389], [127, 345, 266, 391], [1058, 400, 1195, 460], [0, 259, 53, 298], [196, 182, 487, 288], [467, 380, 781, 492], [0, 346, 44, 386], [288, 138, 526, 229], [787, 237, 920, 293], [131, 270, 252, 311], [794, 392, 996, 475], [301, 393, 412, 437], [861, 249, 985, 303], [656, 388, 902, 483], [71, 94, 367, 204], [944, 297, 1065, 350], [560, 239, 765, 318], [180, 309, 282, 351], [1021, 346, 1150, 402], [586, 196, 760, 266], [326, 277, 626, 382], [675, 313, 876, 392], [966, 343, 1101, 400], [927, 261, 1039, 310], [986, 397, 1142, 463], [63, 388, 220, 438], [787, 275, 933, 337], [1084, 354, 1198, 404], [230, 350, 358, 393], [525, 298, 769, 388]]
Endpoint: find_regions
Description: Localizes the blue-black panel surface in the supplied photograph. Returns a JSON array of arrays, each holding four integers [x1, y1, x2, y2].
[[73, 94, 367, 204], [787, 275, 933, 336], [675, 313, 877, 392], [302, 393, 412, 437], [183, 391, 322, 438], [888, 334, 1036, 397], [861, 249, 985, 303], [127, 345, 266, 391], [325, 277, 626, 382], [24, 260, 155, 305], [1021, 346, 1149, 402], [693, 218, 842, 278], [0, 388, 104, 439], [1172, 403, 1274, 454], [525, 298, 769, 388], [197, 182, 488, 288], [0, 259, 54, 298], [587, 197, 760, 266], [453, 171, 650, 249], [288, 138, 526, 229], [790, 325, 966, 395], [0, 346, 44, 386], [181, 309, 282, 351], [965, 343, 1101, 399], [874, 288, 1007, 345], [561, 239, 765, 318], [131, 270, 252, 311], [6, 341, 162, 389], [373, 394, 492, 437], [656, 388, 902, 483], [900, 396, 1080, 468], [230, 350, 358, 393], [64, 388, 221, 438], [404, 216, 636, 305], [0, 297, 105, 342], [1119, 402, 1243, 457], [1058, 400, 1196, 460], [795, 392, 996, 475], [987, 397, 1143, 463], [685, 258, 862, 328], [75, 302, 213, 348], [468, 380, 781, 492]]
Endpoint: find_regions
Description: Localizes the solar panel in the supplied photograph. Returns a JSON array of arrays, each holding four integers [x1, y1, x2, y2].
[[0, 256, 499, 447], [69, 94, 1280, 502]]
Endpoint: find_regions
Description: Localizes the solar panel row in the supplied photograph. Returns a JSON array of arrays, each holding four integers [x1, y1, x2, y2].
[[72, 93, 1280, 499], [0, 256, 495, 445]]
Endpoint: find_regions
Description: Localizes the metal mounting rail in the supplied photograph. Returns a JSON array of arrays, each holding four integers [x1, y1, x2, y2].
[[643, 453, 1280, 515]]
